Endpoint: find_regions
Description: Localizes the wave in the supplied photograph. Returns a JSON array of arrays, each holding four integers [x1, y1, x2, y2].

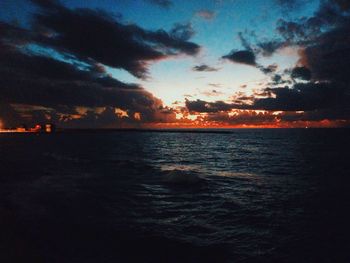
[[162, 169, 205, 186], [215, 171, 256, 178]]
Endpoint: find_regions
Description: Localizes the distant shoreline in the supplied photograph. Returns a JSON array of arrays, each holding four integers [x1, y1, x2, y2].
[[23, 127, 350, 134], [1, 127, 348, 135]]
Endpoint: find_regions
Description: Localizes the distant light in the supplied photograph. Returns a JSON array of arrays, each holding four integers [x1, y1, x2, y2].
[[134, 112, 141, 121]]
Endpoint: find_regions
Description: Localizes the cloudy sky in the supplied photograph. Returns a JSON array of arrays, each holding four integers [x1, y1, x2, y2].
[[1, 0, 350, 128]]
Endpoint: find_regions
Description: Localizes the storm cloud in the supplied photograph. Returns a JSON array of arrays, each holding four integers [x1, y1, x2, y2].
[[31, 0, 200, 79], [0, 0, 202, 127]]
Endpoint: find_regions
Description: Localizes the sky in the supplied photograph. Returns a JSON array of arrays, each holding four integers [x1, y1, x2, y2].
[[1, 0, 350, 128]]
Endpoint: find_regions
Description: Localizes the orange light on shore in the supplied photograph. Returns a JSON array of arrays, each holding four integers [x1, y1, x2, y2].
[[0, 128, 30, 133], [0, 123, 55, 133]]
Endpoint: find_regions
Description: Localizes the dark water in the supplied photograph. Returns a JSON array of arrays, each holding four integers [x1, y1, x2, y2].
[[1, 129, 350, 263]]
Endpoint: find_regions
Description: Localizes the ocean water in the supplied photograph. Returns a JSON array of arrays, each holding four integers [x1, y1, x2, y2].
[[1, 129, 350, 263]]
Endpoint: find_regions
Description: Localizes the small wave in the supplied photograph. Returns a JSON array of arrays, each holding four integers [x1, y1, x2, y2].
[[216, 171, 255, 178], [162, 169, 205, 186]]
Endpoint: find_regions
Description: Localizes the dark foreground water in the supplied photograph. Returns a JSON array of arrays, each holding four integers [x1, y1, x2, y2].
[[1, 129, 350, 263]]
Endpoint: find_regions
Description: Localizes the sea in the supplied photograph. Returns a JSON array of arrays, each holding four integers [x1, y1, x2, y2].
[[1, 129, 350, 263]]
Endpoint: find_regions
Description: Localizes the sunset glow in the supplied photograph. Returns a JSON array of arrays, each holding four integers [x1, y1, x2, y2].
[[0, 0, 349, 129], [2, 1, 350, 262]]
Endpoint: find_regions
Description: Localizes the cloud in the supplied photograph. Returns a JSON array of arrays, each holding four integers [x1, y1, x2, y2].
[[237, 32, 253, 51], [186, 99, 242, 113], [274, 0, 305, 11], [192, 64, 220, 72], [186, 81, 349, 116], [257, 40, 285, 56], [223, 33, 282, 73], [259, 64, 278, 74], [200, 90, 224, 97], [0, 20, 177, 127], [276, 19, 321, 43], [208, 83, 222, 88], [291, 66, 312, 80], [236, 0, 350, 121], [0, 0, 203, 127], [222, 42, 281, 74], [31, 0, 200, 79], [169, 22, 195, 41], [0, 26, 152, 110], [271, 74, 285, 84], [333, 0, 350, 10], [299, 23, 350, 84], [251, 83, 341, 111], [2, 0, 350, 127], [222, 50, 256, 66], [195, 10, 216, 20]]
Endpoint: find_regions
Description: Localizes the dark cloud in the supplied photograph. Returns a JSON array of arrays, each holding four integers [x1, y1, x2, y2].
[[244, 0, 350, 121], [0, 0, 202, 128], [291, 66, 312, 80], [236, 31, 285, 58], [300, 21, 350, 83], [154, 0, 350, 125], [257, 40, 285, 56], [259, 64, 278, 74], [251, 83, 343, 111], [2, 0, 350, 127], [195, 10, 216, 20], [0, 43, 140, 91], [224, 32, 284, 75], [224, 33, 256, 68], [237, 32, 253, 51], [192, 64, 219, 72], [145, 0, 173, 8], [0, 26, 156, 112], [169, 22, 195, 41], [275, 0, 306, 11], [31, 0, 200, 79], [185, 99, 240, 113], [0, 22, 173, 127], [59, 106, 174, 129], [222, 50, 256, 66], [333, 0, 350, 10], [271, 74, 283, 84], [186, 81, 349, 117], [275, 0, 348, 44], [276, 18, 322, 43]]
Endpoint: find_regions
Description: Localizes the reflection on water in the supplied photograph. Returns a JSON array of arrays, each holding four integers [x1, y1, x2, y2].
[[1, 129, 350, 262]]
